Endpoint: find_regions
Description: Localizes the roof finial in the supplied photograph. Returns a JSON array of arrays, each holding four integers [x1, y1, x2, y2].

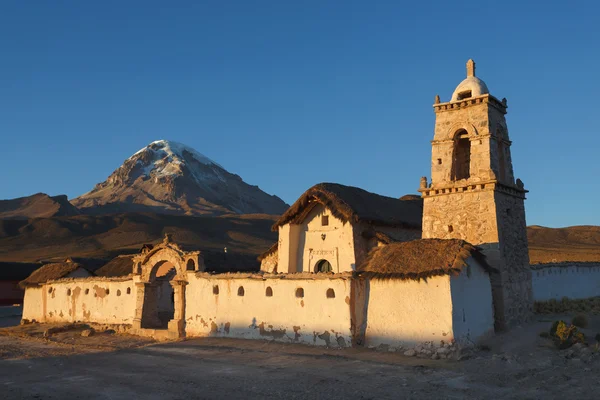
[[466, 59, 475, 77]]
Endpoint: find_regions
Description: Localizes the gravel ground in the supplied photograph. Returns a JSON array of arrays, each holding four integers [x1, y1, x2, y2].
[[1, 314, 600, 399]]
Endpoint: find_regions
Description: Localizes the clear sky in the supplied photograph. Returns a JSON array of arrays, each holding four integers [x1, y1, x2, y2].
[[1, 1, 599, 228]]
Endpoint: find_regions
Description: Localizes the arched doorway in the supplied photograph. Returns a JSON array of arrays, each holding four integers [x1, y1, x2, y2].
[[315, 259, 333, 273], [131, 237, 201, 338], [140, 261, 177, 329]]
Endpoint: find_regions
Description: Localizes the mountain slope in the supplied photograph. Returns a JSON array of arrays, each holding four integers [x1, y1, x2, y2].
[[0, 193, 80, 220], [72, 140, 288, 216], [0, 213, 278, 268], [527, 225, 600, 264]]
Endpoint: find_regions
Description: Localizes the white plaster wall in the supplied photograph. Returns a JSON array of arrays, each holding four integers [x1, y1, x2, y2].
[[298, 206, 355, 273], [185, 276, 354, 347], [365, 275, 454, 349], [532, 264, 600, 301], [22, 287, 44, 322], [450, 260, 495, 345], [277, 224, 300, 273], [41, 279, 136, 324]]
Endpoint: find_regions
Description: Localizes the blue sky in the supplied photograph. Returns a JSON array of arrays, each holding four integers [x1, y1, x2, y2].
[[1, 1, 599, 228]]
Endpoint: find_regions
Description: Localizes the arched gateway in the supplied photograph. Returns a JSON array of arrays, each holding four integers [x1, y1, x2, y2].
[[131, 235, 203, 338]]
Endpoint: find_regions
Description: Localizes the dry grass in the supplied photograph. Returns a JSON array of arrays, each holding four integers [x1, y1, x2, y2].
[[357, 238, 493, 280], [272, 183, 422, 231], [535, 297, 600, 315], [19, 261, 88, 288]]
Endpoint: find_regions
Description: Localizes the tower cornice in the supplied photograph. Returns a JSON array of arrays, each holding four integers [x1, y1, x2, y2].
[[418, 179, 527, 200], [433, 94, 507, 114], [430, 134, 512, 146]]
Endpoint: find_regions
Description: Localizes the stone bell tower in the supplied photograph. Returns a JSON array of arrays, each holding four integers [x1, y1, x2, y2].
[[419, 59, 532, 330]]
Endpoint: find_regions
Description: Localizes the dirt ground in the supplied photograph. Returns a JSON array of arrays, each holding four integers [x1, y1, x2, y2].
[[1, 314, 600, 399]]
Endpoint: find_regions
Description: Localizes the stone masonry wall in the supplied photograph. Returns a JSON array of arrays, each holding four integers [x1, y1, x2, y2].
[[494, 192, 532, 328], [422, 189, 499, 243]]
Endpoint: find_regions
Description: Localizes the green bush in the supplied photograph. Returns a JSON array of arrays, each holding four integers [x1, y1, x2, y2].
[[572, 314, 589, 328]]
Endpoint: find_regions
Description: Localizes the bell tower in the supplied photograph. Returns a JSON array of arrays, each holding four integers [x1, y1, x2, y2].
[[419, 60, 532, 330]]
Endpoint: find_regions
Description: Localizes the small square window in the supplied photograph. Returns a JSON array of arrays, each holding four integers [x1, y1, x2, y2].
[[322, 215, 329, 226]]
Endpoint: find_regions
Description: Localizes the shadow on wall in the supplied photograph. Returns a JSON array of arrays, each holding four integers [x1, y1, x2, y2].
[[198, 318, 352, 348]]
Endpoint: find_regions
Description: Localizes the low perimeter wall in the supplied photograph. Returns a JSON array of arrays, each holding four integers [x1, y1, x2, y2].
[[185, 273, 357, 347], [531, 262, 600, 302], [22, 277, 136, 325], [365, 261, 494, 350]]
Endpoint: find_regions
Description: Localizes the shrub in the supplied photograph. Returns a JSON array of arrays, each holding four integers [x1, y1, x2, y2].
[[572, 314, 589, 329], [551, 320, 586, 349], [539, 331, 550, 338], [549, 320, 562, 336]]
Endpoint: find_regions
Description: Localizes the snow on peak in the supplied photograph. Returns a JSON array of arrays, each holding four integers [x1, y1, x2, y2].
[[132, 140, 222, 168], [127, 140, 226, 183]]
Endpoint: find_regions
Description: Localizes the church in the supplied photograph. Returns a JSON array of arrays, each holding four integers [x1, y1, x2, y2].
[[20, 60, 533, 353]]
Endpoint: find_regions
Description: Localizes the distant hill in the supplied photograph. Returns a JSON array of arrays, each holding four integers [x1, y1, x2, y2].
[[0, 212, 278, 264], [527, 225, 600, 264], [0, 205, 598, 268], [0, 193, 80, 220]]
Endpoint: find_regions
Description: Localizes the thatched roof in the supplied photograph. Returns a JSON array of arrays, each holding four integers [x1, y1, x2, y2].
[[19, 261, 91, 288], [257, 242, 278, 261], [361, 230, 396, 245], [273, 183, 422, 231], [357, 239, 494, 280], [95, 255, 134, 277]]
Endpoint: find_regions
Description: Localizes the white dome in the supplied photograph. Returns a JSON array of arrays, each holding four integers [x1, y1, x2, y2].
[[451, 76, 489, 102]]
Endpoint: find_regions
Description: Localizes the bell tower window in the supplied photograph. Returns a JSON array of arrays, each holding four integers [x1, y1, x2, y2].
[[452, 130, 471, 180], [456, 90, 472, 100]]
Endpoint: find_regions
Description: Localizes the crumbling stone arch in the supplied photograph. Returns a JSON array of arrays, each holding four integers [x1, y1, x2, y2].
[[131, 237, 201, 338]]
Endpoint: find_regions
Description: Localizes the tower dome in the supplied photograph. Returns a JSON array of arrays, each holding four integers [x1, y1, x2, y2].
[[450, 59, 489, 102]]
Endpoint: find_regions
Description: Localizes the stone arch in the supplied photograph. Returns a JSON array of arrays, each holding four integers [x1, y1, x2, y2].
[[444, 122, 478, 142], [138, 246, 188, 284], [132, 243, 191, 337]]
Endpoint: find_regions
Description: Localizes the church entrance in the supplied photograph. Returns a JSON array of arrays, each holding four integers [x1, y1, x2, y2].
[[140, 261, 179, 329], [315, 259, 333, 273]]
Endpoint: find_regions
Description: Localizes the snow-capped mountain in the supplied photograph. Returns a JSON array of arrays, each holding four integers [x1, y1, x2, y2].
[[72, 140, 288, 216]]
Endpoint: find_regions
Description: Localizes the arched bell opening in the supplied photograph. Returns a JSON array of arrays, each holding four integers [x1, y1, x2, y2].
[[451, 129, 471, 181]]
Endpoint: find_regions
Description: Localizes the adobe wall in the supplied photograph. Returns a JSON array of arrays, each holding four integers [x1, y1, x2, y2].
[[532, 262, 600, 301], [364, 275, 454, 350], [450, 260, 495, 344], [22, 277, 136, 325], [278, 205, 356, 273], [22, 286, 44, 322], [185, 273, 355, 347], [365, 259, 495, 350]]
